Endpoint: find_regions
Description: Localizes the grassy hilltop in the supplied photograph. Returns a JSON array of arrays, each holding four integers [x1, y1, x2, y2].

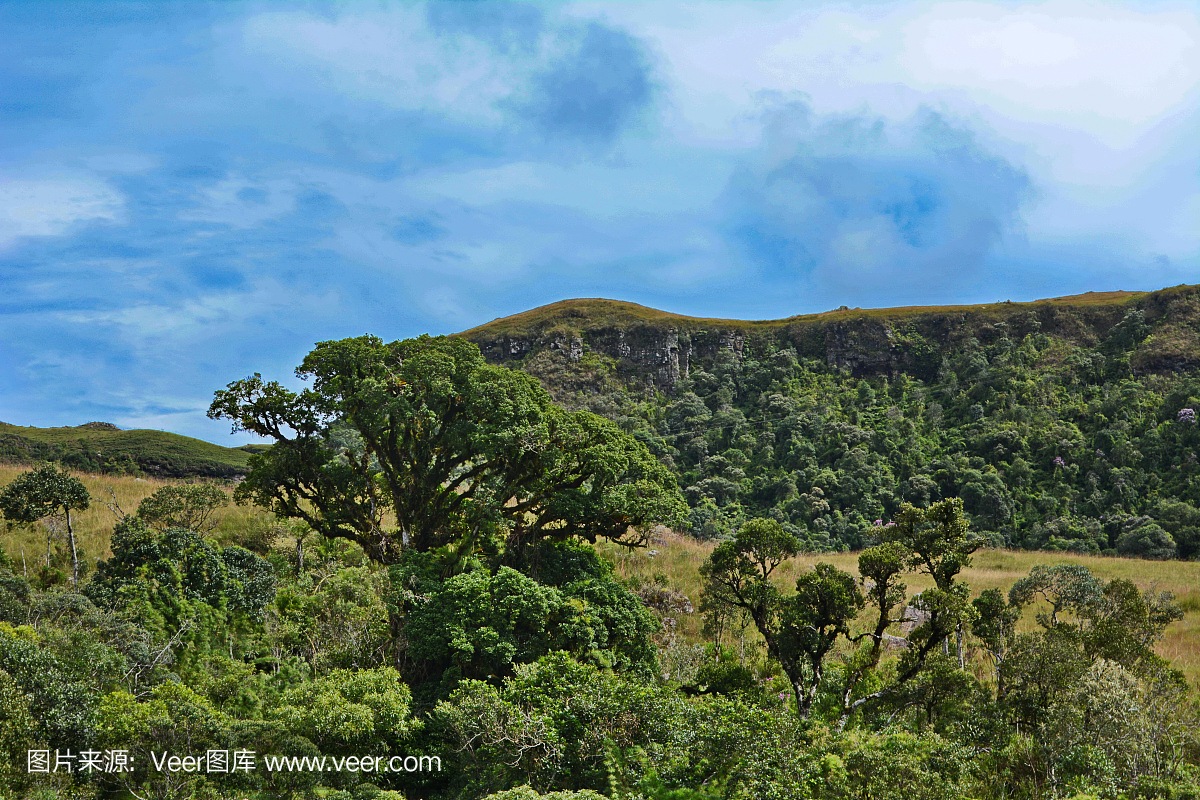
[[0, 420, 253, 478]]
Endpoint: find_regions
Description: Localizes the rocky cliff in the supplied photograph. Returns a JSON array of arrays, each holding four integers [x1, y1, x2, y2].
[[461, 285, 1200, 399]]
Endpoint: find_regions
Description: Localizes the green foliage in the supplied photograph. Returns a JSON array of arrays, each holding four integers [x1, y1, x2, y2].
[[0, 623, 96, 749], [999, 563, 1185, 748], [467, 290, 1200, 560], [972, 588, 1019, 681], [87, 518, 275, 623], [210, 334, 687, 566], [1, 523, 1198, 800], [95, 681, 233, 799], [433, 652, 688, 797], [481, 788, 607, 799], [136, 483, 229, 532], [0, 567, 30, 624], [839, 730, 975, 800], [270, 563, 390, 673], [702, 499, 977, 721], [0, 464, 90, 585], [883, 498, 978, 590], [1117, 518, 1178, 559], [273, 667, 418, 753], [0, 464, 89, 525], [401, 553, 658, 696], [0, 667, 40, 790]]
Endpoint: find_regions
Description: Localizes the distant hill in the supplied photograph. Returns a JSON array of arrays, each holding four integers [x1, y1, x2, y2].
[[463, 284, 1200, 557], [0, 421, 252, 479]]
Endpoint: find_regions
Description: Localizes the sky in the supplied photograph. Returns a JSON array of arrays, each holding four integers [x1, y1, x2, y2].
[[1, 0, 1198, 443]]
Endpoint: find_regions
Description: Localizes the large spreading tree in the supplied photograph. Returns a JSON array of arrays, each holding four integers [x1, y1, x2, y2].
[[209, 334, 687, 565]]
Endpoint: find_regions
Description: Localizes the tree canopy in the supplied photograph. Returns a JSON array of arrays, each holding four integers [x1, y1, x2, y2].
[[701, 499, 979, 719], [210, 335, 686, 565], [135, 483, 228, 533]]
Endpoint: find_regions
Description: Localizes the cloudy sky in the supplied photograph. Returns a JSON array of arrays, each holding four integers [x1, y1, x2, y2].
[[2, 0, 1198, 442]]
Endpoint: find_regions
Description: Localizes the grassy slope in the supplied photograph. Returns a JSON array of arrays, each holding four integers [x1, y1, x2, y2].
[[0, 421, 251, 477], [601, 530, 1200, 686]]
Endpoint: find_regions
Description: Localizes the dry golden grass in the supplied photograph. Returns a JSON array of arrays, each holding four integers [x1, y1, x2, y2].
[[0, 465, 269, 569], [601, 531, 1200, 685]]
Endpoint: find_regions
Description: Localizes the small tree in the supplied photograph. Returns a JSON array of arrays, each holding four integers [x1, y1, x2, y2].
[[0, 465, 90, 586], [135, 483, 228, 533]]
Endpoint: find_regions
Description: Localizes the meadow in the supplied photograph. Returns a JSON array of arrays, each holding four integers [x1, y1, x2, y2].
[[0, 464, 265, 566]]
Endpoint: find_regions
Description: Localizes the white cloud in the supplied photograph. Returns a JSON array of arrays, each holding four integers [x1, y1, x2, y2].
[[0, 175, 124, 249], [897, 0, 1200, 148], [239, 8, 520, 122], [581, 0, 1200, 269], [589, 1, 1200, 147], [62, 279, 333, 343]]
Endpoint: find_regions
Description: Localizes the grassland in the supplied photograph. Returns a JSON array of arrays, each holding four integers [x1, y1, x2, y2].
[[461, 288, 1151, 340], [0, 465, 269, 566]]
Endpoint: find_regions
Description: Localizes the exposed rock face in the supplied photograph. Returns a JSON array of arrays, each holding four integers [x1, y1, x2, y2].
[[462, 287, 1196, 397], [471, 315, 938, 391], [589, 326, 691, 388], [476, 325, 696, 391], [823, 320, 898, 375]]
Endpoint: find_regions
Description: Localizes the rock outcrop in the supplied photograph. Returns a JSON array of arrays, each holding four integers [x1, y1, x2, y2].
[[461, 287, 1200, 397]]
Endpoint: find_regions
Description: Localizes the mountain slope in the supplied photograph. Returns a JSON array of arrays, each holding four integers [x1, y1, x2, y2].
[[464, 286, 1200, 394], [464, 284, 1200, 557]]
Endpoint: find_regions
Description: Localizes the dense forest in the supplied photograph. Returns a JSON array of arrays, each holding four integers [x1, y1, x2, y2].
[[468, 286, 1200, 559], [3, 289, 1200, 799]]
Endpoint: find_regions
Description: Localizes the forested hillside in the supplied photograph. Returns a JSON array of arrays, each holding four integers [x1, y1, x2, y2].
[[465, 284, 1200, 559], [4, 326, 1200, 799]]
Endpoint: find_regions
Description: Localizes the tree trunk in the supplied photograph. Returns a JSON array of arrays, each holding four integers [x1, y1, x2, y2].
[[387, 596, 407, 673], [66, 508, 80, 587], [956, 622, 965, 669]]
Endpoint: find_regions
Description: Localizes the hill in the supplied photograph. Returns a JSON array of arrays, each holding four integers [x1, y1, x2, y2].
[[463, 286, 1200, 390], [464, 284, 1200, 557], [0, 420, 252, 478]]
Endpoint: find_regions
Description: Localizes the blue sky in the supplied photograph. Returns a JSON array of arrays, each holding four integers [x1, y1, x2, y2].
[[2, 0, 1198, 442]]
